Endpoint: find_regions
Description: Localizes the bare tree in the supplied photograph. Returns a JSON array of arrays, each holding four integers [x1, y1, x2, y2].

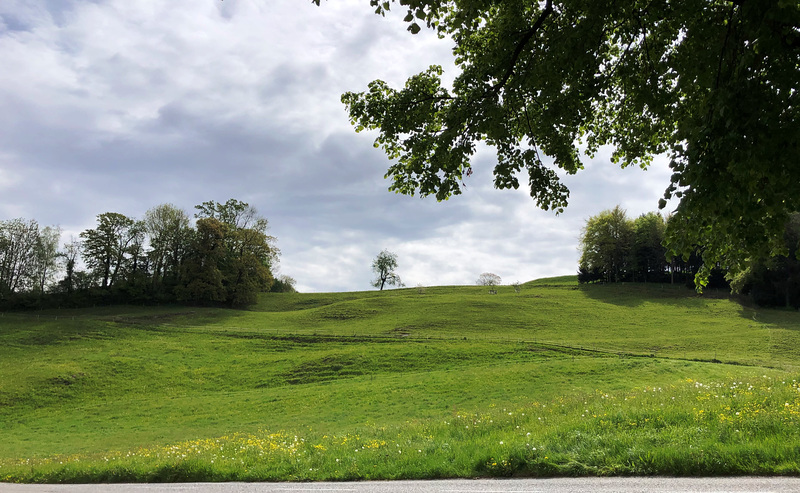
[[477, 272, 502, 294]]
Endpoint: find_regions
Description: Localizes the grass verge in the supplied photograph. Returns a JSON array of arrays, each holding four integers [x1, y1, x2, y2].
[[2, 375, 799, 482]]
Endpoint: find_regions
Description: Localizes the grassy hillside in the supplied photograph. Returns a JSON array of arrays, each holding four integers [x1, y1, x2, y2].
[[1, 276, 799, 481]]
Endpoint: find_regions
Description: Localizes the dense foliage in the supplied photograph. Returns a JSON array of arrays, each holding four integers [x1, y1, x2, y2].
[[327, 0, 800, 286], [578, 206, 723, 287], [578, 206, 800, 306], [728, 213, 800, 308], [0, 200, 281, 309]]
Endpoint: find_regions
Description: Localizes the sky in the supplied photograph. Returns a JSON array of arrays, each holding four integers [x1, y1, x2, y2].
[[0, 0, 677, 293]]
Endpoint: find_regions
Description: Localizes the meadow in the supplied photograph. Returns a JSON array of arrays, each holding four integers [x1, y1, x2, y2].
[[1, 276, 799, 482]]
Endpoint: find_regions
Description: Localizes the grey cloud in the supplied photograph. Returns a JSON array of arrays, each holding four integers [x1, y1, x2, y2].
[[1, 0, 82, 33], [1, 12, 31, 32], [0, 0, 675, 292], [259, 63, 331, 99]]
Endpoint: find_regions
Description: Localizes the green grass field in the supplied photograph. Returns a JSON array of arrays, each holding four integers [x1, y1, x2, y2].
[[1, 276, 799, 482]]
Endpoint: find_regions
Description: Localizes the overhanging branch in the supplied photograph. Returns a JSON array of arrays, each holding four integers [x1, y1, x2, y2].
[[490, 0, 554, 94]]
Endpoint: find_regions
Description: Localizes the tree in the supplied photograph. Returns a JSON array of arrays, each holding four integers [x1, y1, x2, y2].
[[327, 0, 800, 286], [224, 226, 275, 305], [177, 218, 228, 305], [270, 274, 298, 293], [191, 200, 278, 305], [195, 199, 279, 267], [195, 199, 266, 231], [579, 206, 635, 283], [30, 225, 62, 293], [56, 237, 82, 295], [0, 219, 42, 294], [477, 272, 502, 293], [118, 219, 148, 297], [632, 212, 667, 283], [80, 212, 139, 289], [145, 203, 192, 290], [371, 250, 403, 290]]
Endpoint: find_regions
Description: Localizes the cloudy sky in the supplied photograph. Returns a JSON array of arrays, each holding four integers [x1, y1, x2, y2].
[[0, 0, 676, 292]]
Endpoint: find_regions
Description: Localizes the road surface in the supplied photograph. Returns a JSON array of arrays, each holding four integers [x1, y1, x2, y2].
[[2, 477, 800, 493]]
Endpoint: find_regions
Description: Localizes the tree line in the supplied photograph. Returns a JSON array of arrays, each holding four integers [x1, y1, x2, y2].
[[0, 199, 295, 310], [579, 206, 800, 308]]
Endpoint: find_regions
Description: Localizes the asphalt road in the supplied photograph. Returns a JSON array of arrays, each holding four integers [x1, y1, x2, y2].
[[2, 477, 800, 493]]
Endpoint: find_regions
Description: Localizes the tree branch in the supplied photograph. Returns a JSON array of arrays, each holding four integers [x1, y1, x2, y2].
[[490, 0, 554, 94]]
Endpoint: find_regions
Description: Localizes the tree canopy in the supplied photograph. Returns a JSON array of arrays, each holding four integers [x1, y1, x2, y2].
[[320, 0, 800, 285], [80, 212, 142, 290], [579, 206, 635, 284]]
